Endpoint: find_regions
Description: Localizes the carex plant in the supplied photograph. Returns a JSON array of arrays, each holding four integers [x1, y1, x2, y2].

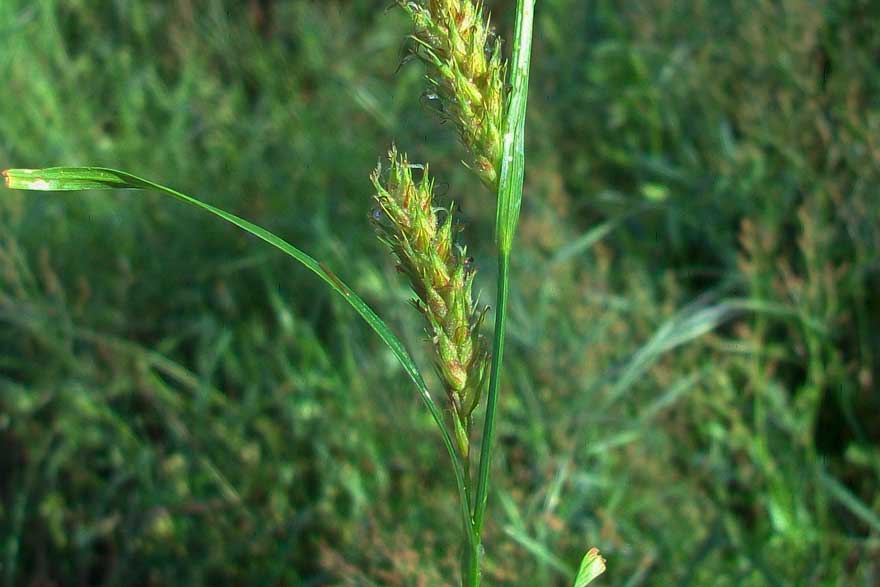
[[3, 1, 603, 585]]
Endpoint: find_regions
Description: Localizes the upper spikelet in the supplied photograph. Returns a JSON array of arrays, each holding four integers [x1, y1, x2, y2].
[[370, 147, 489, 458], [402, 1, 506, 188]]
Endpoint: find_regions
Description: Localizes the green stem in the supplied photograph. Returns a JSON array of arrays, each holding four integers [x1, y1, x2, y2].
[[473, 253, 511, 535], [467, 1, 536, 585], [464, 519, 484, 587]]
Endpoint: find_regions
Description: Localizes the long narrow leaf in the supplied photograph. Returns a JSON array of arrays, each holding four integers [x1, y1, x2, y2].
[[2, 166, 471, 526], [5, 167, 423, 383], [494, 0, 535, 255]]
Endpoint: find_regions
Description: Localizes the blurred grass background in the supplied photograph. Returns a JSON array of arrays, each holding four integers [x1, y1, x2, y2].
[[1, 0, 879, 585]]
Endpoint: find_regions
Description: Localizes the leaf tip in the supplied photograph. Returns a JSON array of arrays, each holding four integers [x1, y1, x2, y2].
[[573, 547, 606, 587], [586, 547, 606, 572]]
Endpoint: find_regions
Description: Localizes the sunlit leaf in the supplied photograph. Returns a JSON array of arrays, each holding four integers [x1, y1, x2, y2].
[[573, 548, 606, 587]]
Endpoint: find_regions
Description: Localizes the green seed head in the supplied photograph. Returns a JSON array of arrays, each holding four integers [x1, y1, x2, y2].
[[402, 1, 507, 189], [370, 148, 490, 456]]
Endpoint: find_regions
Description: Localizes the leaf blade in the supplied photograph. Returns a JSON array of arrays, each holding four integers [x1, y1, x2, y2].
[[494, 0, 535, 255], [4, 166, 425, 389], [2, 166, 472, 526]]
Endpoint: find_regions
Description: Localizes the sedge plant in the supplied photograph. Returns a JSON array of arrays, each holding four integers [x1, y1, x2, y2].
[[3, 1, 604, 585]]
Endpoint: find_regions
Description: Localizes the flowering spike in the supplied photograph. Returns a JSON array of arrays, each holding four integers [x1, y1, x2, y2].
[[401, 0, 506, 189], [370, 148, 490, 459]]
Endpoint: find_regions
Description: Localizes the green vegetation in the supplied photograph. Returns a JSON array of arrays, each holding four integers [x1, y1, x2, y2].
[[1, 1, 878, 585]]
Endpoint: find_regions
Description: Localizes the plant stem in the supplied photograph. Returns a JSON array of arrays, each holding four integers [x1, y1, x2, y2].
[[463, 252, 511, 587], [464, 523, 483, 587], [466, 1, 536, 586], [473, 253, 511, 536]]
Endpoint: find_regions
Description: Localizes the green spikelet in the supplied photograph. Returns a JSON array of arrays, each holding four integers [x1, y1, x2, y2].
[[402, 1, 506, 188], [371, 147, 490, 459]]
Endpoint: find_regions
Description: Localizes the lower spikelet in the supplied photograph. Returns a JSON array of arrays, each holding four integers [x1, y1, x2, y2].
[[370, 147, 489, 458]]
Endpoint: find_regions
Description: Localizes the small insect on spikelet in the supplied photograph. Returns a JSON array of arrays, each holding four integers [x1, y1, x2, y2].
[[401, 1, 506, 188], [370, 147, 489, 459]]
